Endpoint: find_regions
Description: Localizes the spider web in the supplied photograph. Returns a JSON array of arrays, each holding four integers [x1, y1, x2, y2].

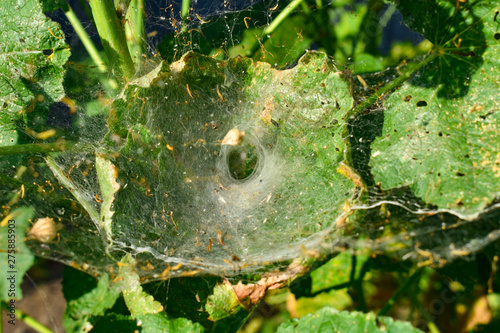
[[3, 0, 499, 285]]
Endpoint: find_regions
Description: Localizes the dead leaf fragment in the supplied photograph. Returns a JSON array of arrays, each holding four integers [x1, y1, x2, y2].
[[222, 128, 245, 146], [27, 217, 61, 243], [231, 259, 307, 309]]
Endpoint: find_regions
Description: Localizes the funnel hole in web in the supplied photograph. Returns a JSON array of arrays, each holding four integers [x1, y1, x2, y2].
[[226, 140, 259, 181]]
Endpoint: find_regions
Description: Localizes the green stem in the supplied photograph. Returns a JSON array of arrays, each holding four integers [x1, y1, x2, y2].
[[246, 0, 305, 57], [88, 0, 135, 80], [350, 254, 357, 282], [378, 269, 422, 316], [1, 302, 54, 333], [180, 0, 191, 34], [309, 281, 351, 297], [0, 141, 77, 156], [379, 3, 397, 29], [64, 5, 107, 73], [264, 0, 304, 35], [125, 0, 146, 65], [344, 50, 440, 121], [181, 0, 191, 20], [351, 256, 371, 312]]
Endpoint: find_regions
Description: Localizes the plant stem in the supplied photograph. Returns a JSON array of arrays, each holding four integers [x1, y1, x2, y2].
[[350, 254, 357, 282], [88, 0, 135, 80], [180, 0, 191, 34], [378, 269, 422, 316], [264, 0, 304, 35], [64, 4, 107, 73], [344, 50, 440, 121], [309, 281, 351, 297], [125, 0, 146, 65], [246, 0, 305, 57], [1, 302, 54, 333], [0, 140, 77, 156], [181, 0, 191, 20]]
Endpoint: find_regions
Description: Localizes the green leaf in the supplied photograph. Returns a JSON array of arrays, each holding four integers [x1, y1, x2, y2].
[[370, 0, 500, 218], [205, 281, 245, 322], [277, 307, 424, 333], [129, 312, 205, 333], [310, 251, 369, 293], [117, 255, 204, 333], [117, 255, 164, 316], [142, 276, 221, 329], [62, 267, 121, 333], [70, 50, 357, 278], [232, 15, 314, 68], [95, 154, 120, 241], [0, 0, 70, 146], [0, 206, 35, 301]]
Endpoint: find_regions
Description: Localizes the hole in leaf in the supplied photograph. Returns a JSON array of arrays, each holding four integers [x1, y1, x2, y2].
[[456, 172, 465, 177], [494, 33, 500, 40], [42, 49, 54, 56], [404, 95, 412, 102], [438, 132, 443, 136], [416, 100, 427, 107]]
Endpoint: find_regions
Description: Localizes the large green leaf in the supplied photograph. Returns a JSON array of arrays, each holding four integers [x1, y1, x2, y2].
[[44, 51, 357, 280], [107, 51, 355, 277], [277, 307, 424, 333], [370, 0, 500, 218], [0, 0, 70, 146], [0, 206, 35, 301]]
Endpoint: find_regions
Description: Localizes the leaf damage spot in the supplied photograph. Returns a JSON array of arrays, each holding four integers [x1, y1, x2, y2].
[[230, 259, 307, 309], [416, 100, 427, 107]]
